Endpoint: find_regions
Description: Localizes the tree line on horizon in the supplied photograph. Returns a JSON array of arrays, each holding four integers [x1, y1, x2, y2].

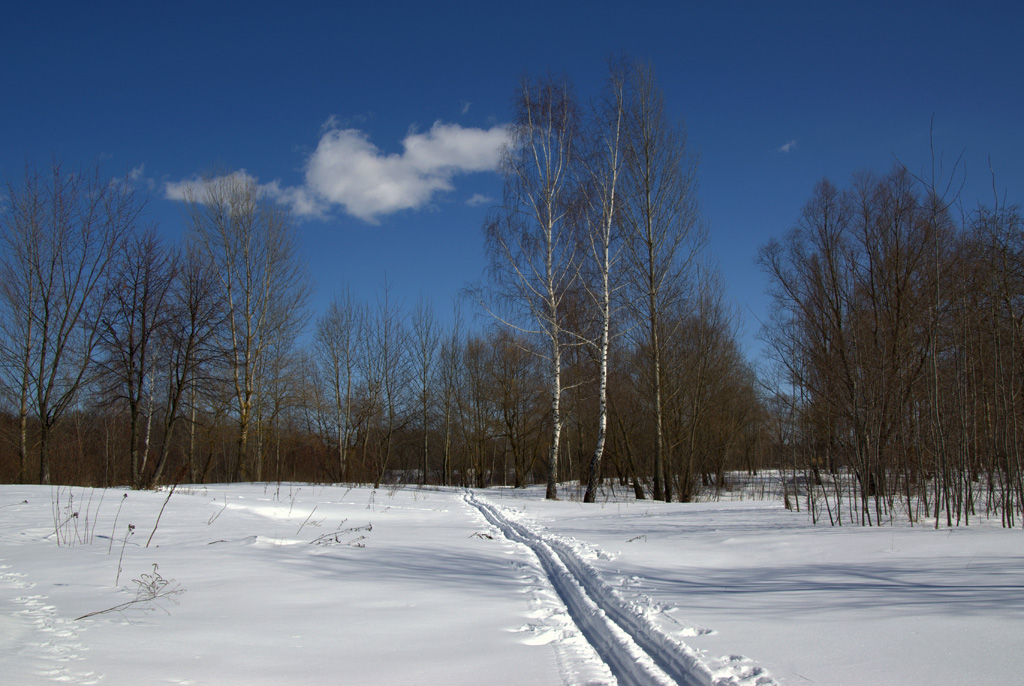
[[0, 60, 1020, 526]]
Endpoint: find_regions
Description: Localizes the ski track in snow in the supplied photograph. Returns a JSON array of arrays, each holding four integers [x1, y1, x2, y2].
[[1, 560, 101, 685], [464, 493, 776, 686]]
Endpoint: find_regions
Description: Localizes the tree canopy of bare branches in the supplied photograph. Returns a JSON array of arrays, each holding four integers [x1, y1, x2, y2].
[[183, 172, 311, 482]]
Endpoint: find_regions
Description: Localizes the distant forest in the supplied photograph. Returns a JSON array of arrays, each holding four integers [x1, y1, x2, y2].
[[2, 60, 1021, 527]]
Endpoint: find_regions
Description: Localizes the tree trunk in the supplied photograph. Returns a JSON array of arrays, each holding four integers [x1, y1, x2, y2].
[[38, 422, 51, 485], [584, 287, 611, 503], [546, 333, 562, 500]]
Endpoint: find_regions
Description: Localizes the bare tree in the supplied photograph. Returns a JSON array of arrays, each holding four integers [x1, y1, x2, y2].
[[436, 300, 464, 487], [411, 298, 439, 485], [183, 172, 311, 482], [314, 287, 364, 483], [582, 61, 627, 503], [97, 228, 176, 487], [361, 281, 409, 488], [255, 338, 305, 483], [971, 202, 1024, 525], [0, 169, 43, 484], [619, 61, 706, 501], [760, 177, 859, 521], [150, 244, 225, 486], [760, 166, 974, 525], [663, 266, 743, 501], [459, 333, 495, 488], [488, 327, 545, 488], [485, 75, 583, 499]]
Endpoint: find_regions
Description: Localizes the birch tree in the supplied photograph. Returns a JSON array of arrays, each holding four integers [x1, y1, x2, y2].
[[582, 62, 627, 503], [485, 75, 582, 500]]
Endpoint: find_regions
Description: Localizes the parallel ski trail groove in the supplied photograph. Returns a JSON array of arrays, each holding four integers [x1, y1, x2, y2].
[[466, 492, 717, 686]]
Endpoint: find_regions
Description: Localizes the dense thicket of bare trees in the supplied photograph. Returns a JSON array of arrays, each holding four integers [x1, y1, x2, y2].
[[760, 165, 1024, 526], [0, 163, 138, 484]]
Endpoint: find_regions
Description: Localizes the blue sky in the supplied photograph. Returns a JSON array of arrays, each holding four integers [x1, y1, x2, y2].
[[3, 2, 1022, 364]]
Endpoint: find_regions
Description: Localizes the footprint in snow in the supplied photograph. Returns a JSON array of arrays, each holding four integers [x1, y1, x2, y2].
[[10, 593, 101, 684]]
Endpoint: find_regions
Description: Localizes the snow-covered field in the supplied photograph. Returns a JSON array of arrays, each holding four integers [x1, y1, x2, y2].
[[1, 482, 1021, 685]]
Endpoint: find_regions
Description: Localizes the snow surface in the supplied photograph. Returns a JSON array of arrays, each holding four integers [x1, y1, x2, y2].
[[1, 482, 1021, 685]]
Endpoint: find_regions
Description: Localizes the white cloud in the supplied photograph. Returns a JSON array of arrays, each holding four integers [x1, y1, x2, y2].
[[111, 164, 156, 192], [164, 169, 262, 202], [261, 181, 327, 219], [777, 139, 798, 154], [466, 193, 493, 207], [301, 121, 508, 222], [165, 121, 508, 224], [163, 178, 194, 201], [320, 114, 342, 133]]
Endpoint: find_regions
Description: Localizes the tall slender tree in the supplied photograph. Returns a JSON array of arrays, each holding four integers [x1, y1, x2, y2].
[[183, 172, 311, 482], [582, 62, 627, 503], [362, 281, 408, 488], [437, 300, 464, 487], [314, 288, 364, 483], [97, 228, 175, 487], [619, 62, 706, 501], [411, 298, 439, 485], [485, 75, 583, 500]]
